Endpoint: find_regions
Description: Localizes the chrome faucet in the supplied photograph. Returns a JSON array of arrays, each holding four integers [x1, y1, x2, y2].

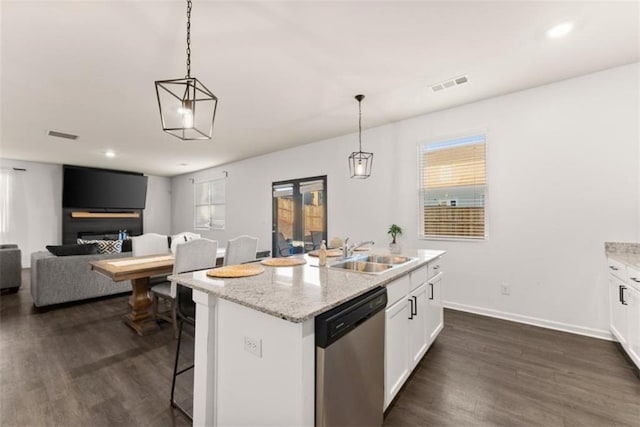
[[354, 240, 374, 251], [342, 237, 351, 259], [342, 238, 375, 259]]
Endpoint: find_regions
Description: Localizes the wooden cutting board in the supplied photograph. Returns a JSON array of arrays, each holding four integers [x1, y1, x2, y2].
[[261, 258, 306, 267], [206, 264, 265, 278]]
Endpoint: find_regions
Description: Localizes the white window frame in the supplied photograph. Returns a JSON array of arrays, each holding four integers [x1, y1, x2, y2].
[[194, 177, 226, 230], [418, 132, 488, 241]]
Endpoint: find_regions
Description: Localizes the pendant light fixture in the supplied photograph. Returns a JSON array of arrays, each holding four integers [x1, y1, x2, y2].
[[155, 0, 218, 140], [348, 94, 373, 178]]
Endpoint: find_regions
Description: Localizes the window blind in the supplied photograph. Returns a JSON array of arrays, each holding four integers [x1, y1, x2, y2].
[[419, 134, 486, 239]]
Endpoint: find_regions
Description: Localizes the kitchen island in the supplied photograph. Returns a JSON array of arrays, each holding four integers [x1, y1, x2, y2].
[[170, 249, 445, 426]]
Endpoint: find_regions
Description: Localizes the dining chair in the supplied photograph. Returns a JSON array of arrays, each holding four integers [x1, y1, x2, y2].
[[223, 235, 259, 266], [277, 232, 291, 257], [169, 231, 201, 254], [132, 233, 170, 257], [131, 233, 172, 336], [170, 238, 218, 421], [304, 230, 323, 252]]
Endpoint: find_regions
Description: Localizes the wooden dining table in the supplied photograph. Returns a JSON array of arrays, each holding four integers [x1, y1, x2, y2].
[[91, 254, 176, 335], [90, 248, 269, 335]]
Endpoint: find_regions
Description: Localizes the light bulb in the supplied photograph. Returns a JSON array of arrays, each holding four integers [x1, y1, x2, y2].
[[179, 100, 194, 129], [355, 160, 365, 176]]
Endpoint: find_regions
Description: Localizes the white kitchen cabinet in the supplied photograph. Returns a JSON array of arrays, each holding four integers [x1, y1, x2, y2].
[[606, 258, 640, 370], [609, 274, 628, 345], [384, 257, 445, 409], [426, 271, 444, 345], [626, 284, 640, 367], [625, 266, 640, 367], [408, 283, 429, 369], [384, 297, 410, 409]]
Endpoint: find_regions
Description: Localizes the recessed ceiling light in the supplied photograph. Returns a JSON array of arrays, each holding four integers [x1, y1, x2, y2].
[[546, 21, 573, 39], [104, 150, 116, 158]]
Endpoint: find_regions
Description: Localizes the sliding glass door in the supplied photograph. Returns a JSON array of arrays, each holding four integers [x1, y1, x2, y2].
[[272, 176, 327, 257]]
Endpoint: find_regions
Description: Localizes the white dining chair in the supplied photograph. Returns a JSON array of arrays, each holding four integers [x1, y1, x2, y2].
[[170, 231, 201, 254], [170, 238, 218, 420], [223, 235, 259, 266], [132, 233, 170, 257]]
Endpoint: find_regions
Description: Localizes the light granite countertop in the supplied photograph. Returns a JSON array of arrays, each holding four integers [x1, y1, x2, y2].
[[169, 249, 445, 323], [605, 242, 640, 269]]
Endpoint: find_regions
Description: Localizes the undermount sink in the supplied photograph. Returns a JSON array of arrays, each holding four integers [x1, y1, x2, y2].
[[327, 254, 416, 275], [357, 255, 413, 265], [328, 260, 393, 274]]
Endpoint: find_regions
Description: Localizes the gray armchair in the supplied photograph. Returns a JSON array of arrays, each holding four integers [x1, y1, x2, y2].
[[0, 244, 21, 293]]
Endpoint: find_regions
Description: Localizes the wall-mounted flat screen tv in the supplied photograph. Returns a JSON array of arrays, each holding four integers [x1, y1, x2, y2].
[[63, 165, 148, 209]]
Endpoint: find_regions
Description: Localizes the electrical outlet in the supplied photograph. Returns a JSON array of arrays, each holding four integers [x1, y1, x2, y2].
[[244, 336, 262, 358], [501, 283, 511, 295]]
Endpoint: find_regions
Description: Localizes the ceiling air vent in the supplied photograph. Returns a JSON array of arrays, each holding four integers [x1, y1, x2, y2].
[[48, 130, 78, 140], [430, 75, 469, 93]]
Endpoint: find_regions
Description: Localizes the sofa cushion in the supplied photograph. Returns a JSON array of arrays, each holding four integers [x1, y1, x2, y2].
[[77, 239, 122, 254], [46, 243, 99, 256]]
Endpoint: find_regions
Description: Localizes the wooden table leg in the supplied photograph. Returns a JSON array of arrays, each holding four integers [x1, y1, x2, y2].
[[123, 277, 159, 335]]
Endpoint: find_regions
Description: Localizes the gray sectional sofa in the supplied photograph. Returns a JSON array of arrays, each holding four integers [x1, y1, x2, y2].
[[30, 251, 132, 307], [0, 244, 22, 292]]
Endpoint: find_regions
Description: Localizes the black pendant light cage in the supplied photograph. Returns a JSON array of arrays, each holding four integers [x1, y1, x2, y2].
[[155, 77, 218, 140], [155, 0, 218, 141], [349, 94, 373, 179]]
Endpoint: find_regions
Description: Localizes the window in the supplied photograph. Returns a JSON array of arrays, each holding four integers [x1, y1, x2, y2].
[[419, 134, 486, 239], [194, 178, 225, 230]]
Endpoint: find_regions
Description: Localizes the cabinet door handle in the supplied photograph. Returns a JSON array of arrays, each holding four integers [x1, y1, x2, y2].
[[412, 296, 418, 316], [429, 283, 434, 300], [621, 286, 628, 305], [609, 266, 619, 271], [408, 298, 414, 320], [433, 265, 440, 270], [631, 277, 640, 283]]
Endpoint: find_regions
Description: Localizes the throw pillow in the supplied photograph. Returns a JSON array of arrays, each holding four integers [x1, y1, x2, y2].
[[77, 239, 123, 254], [47, 243, 99, 256]]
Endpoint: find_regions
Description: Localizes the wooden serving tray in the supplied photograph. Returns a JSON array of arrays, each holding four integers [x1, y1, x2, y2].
[[206, 264, 265, 278], [261, 258, 306, 267]]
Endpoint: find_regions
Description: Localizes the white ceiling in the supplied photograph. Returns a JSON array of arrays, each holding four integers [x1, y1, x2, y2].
[[1, 1, 638, 177]]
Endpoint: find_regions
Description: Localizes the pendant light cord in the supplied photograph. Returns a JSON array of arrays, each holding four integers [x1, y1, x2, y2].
[[358, 98, 362, 152], [186, 0, 192, 78]]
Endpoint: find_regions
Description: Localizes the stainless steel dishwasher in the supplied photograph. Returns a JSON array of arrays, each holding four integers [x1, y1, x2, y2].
[[315, 286, 388, 427]]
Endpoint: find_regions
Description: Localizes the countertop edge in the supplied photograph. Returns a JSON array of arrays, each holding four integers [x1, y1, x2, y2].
[[170, 250, 446, 323]]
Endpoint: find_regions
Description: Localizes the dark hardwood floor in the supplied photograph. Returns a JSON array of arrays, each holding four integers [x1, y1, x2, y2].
[[1, 269, 638, 426]]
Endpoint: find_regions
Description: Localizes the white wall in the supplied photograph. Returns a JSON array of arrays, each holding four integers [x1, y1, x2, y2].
[[0, 159, 62, 267], [0, 159, 172, 267], [143, 175, 172, 235], [171, 63, 639, 338]]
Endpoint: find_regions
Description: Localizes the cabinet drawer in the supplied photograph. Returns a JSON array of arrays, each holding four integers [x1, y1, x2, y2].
[[410, 265, 428, 290], [628, 266, 640, 291], [428, 259, 442, 279], [386, 275, 411, 306], [607, 258, 627, 281]]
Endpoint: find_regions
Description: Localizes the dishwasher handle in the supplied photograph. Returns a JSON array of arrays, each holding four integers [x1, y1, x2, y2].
[[315, 287, 388, 348]]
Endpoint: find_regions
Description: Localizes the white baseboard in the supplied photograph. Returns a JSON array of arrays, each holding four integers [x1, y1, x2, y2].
[[443, 301, 614, 342]]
